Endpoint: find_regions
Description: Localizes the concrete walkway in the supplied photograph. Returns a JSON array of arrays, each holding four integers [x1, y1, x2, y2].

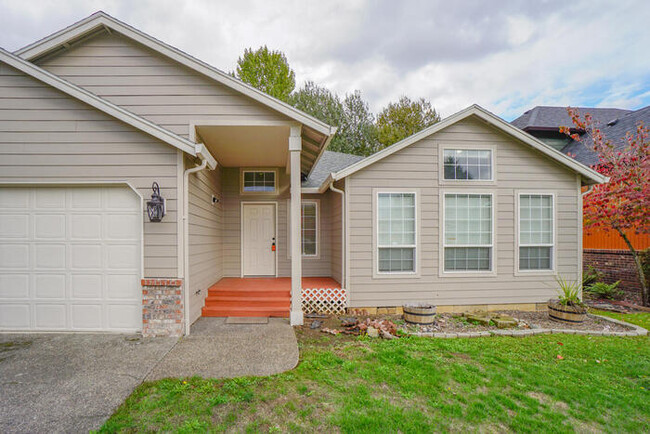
[[147, 317, 299, 380], [0, 333, 177, 434]]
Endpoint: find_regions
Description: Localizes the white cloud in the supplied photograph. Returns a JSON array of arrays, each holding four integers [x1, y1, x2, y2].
[[0, 0, 648, 120]]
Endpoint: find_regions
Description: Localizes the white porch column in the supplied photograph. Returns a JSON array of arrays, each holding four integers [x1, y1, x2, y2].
[[289, 125, 303, 325]]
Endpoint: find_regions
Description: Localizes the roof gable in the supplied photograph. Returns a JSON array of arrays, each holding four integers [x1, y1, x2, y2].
[[334, 105, 607, 185], [0, 46, 216, 169], [16, 11, 335, 137]]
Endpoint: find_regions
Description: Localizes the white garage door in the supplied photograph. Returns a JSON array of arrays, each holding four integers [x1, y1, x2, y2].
[[0, 186, 142, 332]]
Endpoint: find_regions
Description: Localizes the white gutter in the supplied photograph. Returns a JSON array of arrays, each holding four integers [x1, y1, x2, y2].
[[328, 179, 346, 288], [582, 184, 595, 196], [182, 156, 210, 335]]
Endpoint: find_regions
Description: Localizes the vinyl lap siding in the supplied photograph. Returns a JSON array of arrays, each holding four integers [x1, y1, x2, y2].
[[0, 63, 179, 278], [347, 117, 580, 306], [37, 32, 290, 137], [330, 186, 344, 285], [187, 159, 222, 323]]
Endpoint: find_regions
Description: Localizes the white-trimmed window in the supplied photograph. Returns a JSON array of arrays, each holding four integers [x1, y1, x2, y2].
[[301, 201, 318, 257], [242, 170, 276, 193], [519, 194, 554, 271], [377, 192, 416, 273], [443, 149, 493, 180], [444, 193, 493, 272]]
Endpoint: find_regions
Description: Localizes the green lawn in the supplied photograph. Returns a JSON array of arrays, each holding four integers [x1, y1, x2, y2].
[[100, 313, 650, 433]]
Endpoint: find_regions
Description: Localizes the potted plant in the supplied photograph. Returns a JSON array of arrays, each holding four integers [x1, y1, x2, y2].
[[548, 276, 588, 323]]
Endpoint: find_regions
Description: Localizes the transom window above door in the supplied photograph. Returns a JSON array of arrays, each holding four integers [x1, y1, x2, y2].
[[443, 149, 493, 181], [242, 170, 277, 193]]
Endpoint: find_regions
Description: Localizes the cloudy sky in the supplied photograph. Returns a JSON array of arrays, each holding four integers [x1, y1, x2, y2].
[[1, 0, 648, 120]]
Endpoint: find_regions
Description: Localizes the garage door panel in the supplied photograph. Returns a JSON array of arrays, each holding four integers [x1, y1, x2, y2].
[[105, 214, 140, 240], [34, 214, 66, 239], [0, 244, 30, 269], [34, 244, 66, 269], [34, 274, 66, 299], [0, 189, 29, 208], [34, 188, 66, 209], [107, 304, 140, 329], [70, 188, 102, 209], [0, 304, 30, 328], [71, 304, 103, 329], [34, 304, 67, 329], [0, 214, 29, 238], [0, 274, 29, 298], [69, 214, 102, 240], [0, 186, 142, 332], [107, 274, 139, 299], [71, 274, 103, 298], [70, 244, 103, 269]]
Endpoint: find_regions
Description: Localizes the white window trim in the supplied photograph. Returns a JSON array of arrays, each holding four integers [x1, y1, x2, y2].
[[372, 188, 420, 278], [240, 168, 278, 195], [515, 191, 557, 276], [438, 143, 497, 185], [286, 199, 320, 259], [439, 189, 497, 277]]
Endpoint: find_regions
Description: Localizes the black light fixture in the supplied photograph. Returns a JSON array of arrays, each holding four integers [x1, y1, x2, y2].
[[146, 182, 165, 222]]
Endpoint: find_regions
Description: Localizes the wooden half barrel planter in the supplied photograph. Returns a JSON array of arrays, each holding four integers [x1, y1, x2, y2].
[[547, 299, 587, 323], [403, 304, 436, 325]]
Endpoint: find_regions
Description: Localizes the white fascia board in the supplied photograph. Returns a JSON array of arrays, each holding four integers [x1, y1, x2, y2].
[[332, 104, 607, 185], [306, 126, 337, 178], [16, 12, 335, 138], [0, 47, 205, 159]]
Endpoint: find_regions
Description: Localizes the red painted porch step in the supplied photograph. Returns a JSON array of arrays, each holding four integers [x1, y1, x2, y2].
[[202, 278, 291, 318]]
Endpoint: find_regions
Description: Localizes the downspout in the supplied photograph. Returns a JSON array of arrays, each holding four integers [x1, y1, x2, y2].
[[183, 157, 208, 335], [328, 179, 346, 288]]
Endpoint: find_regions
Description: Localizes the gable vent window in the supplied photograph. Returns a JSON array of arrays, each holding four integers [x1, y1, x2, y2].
[[443, 149, 492, 180]]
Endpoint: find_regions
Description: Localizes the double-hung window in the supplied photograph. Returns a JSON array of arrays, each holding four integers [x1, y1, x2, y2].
[[377, 192, 416, 273], [443, 193, 493, 272], [519, 194, 554, 271], [443, 149, 492, 181]]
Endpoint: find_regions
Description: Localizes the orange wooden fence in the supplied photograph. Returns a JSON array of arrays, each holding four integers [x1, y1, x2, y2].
[[583, 228, 650, 250]]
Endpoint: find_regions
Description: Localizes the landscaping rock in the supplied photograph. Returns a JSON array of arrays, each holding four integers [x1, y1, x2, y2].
[[367, 326, 379, 338], [381, 330, 395, 340], [465, 312, 491, 326], [339, 317, 358, 327], [310, 320, 322, 329], [493, 317, 518, 329]]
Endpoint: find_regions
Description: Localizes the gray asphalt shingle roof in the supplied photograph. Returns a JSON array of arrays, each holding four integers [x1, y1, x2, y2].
[[511, 106, 631, 131], [302, 150, 365, 189], [561, 105, 650, 166]]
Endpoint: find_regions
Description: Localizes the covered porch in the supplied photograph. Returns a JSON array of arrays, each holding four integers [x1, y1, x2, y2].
[[201, 277, 344, 317]]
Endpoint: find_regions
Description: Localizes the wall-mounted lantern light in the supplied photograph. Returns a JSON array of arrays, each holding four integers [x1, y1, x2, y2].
[[146, 182, 165, 222]]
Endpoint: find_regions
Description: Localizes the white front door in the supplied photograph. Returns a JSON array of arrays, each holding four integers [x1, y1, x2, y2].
[[242, 203, 276, 276]]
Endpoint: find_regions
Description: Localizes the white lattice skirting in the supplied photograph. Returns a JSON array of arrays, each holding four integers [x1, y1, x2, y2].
[[301, 287, 349, 315]]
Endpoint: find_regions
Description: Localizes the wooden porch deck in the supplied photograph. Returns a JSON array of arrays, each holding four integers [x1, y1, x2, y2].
[[201, 277, 341, 318]]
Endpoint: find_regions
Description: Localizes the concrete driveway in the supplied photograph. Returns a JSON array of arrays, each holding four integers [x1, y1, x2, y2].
[[0, 333, 177, 433]]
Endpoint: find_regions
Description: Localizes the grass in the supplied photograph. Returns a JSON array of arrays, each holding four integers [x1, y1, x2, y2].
[[100, 313, 650, 433]]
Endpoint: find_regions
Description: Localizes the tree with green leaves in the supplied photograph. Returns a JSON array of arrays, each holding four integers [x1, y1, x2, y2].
[[234, 46, 295, 102], [376, 96, 441, 147], [289, 82, 379, 156]]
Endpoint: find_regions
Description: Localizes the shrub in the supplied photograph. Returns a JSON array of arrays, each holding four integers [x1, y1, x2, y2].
[[586, 281, 624, 300], [583, 265, 604, 288], [556, 275, 584, 307]]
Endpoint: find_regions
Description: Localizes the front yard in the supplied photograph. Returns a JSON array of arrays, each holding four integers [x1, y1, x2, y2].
[[100, 312, 650, 433]]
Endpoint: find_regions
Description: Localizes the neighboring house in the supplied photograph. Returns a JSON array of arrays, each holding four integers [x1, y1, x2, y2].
[[0, 12, 605, 337], [512, 106, 650, 299]]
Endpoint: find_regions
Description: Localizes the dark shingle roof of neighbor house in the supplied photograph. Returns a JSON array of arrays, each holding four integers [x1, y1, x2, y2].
[[302, 150, 365, 189], [561, 105, 650, 166], [511, 106, 632, 131]]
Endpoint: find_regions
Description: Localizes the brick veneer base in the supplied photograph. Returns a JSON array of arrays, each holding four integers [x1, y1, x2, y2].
[[583, 249, 642, 303], [141, 279, 184, 337]]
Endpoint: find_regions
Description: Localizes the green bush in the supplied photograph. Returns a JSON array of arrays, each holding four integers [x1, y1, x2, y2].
[[586, 281, 624, 300], [582, 265, 604, 288]]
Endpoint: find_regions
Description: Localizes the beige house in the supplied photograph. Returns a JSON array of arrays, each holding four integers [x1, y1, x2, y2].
[[0, 12, 605, 336]]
